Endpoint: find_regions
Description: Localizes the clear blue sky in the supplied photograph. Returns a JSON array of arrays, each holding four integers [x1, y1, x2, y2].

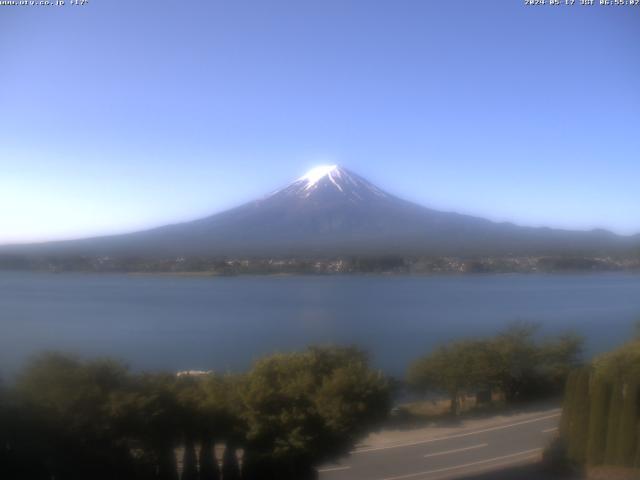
[[1, 1, 638, 244]]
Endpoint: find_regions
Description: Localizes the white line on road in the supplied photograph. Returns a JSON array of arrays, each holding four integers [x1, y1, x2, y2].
[[353, 411, 560, 454], [379, 448, 542, 480], [425, 453, 540, 480], [317, 466, 352, 473], [542, 427, 558, 433], [423, 443, 488, 458]]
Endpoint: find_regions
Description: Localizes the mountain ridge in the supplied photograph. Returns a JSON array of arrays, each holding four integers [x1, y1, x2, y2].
[[2, 165, 638, 258]]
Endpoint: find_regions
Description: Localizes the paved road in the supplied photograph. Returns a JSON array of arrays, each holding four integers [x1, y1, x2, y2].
[[318, 408, 561, 480]]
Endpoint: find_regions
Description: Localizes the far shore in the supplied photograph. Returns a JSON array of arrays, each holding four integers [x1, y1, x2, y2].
[[1, 269, 639, 278]]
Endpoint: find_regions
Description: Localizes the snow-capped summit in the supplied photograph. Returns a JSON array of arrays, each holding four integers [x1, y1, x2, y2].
[[298, 165, 339, 188], [280, 165, 389, 201]]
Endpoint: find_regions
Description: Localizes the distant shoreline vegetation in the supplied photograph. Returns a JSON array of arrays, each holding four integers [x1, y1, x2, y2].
[[0, 254, 639, 275]]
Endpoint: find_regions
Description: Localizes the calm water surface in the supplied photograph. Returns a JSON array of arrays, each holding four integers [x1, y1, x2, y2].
[[1, 272, 639, 376]]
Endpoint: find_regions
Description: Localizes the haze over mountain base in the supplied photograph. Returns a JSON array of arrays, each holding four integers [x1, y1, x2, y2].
[[2, 166, 639, 263]]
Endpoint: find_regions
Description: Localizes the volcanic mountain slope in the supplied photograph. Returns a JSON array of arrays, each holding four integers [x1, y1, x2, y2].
[[3, 165, 638, 257]]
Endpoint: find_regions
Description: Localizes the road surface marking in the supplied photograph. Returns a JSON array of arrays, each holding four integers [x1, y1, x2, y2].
[[353, 411, 560, 454], [317, 466, 351, 473], [423, 443, 488, 458], [542, 427, 558, 433], [379, 448, 542, 480], [425, 453, 540, 480]]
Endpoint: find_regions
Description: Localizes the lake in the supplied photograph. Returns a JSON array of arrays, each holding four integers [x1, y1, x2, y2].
[[0, 272, 638, 377]]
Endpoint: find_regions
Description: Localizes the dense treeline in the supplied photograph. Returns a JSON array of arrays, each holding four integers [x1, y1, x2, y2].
[[561, 335, 640, 470], [1, 253, 639, 274], [407, 323, 583, 415], [0, 347, 390, 480]]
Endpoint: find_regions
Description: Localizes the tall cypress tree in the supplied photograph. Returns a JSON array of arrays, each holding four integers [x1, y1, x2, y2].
[[560, 370, 578, 439], [241, 449, 269, 480], [616, 382, 639, 467], [567, 369, 590, 464], [586, 378, 611, 465], [157, 443, 179, 480], [635, 423, 640, 469], [604, 380, 624, 465], [221, 443, 241, 480], [199, 437, 220, 480], [182, 438, 198, 480]]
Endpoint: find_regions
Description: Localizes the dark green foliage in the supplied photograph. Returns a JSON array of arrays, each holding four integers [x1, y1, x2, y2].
[[181, 439, 198, 480], [635, 424, 640, 468], [538, 333, 584, 392], [616, 382, 639, 466], [551, 337, 640, 470], [240, 346, 390, 478], [222, 443, 241, 480], [567, 369, 590, 464], [586, 378, 611, 465], [490, 322, 541, 403], [240, 449, 263, 480], [560, 370, 578, 438], [0, 347, 391, 480], [199, 438, 220, 480], [593, 338, 640, 468], [560, 370, 578, 439], [543, 436, 574, 476], [492, 324, 583, 403], [10, 353, 145, 480]]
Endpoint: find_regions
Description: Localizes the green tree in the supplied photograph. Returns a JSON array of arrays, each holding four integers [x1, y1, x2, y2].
[[240, 346, 390, 479], [586, 378, 611, 465], [111, 373, 181, 480], [604, 380, 624, 465], [408, 340, 494, 415], [566, 368, 590, 464], [537, 332, 584, 392], [16, 353, 141, 480], [222, 443, 241, 480], [488, 322, 540, 403], [635, 424, 640, 468], [181, 439, 198, 480], [593, 338, 640, 467], [199, 438, 220, 480], [594, 339, 640, 381], [484, 324, 583, 403], [616, 382, 639, 466], [560, 370, 578, 439]]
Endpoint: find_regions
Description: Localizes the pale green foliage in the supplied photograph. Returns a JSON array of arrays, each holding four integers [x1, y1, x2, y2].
[[408, 322, 583, 411], [407, 340, 494, 414], [594, 339, 640, 382]]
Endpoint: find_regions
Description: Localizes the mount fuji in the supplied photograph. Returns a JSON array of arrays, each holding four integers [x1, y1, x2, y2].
[[3, 165, 637, 258]]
